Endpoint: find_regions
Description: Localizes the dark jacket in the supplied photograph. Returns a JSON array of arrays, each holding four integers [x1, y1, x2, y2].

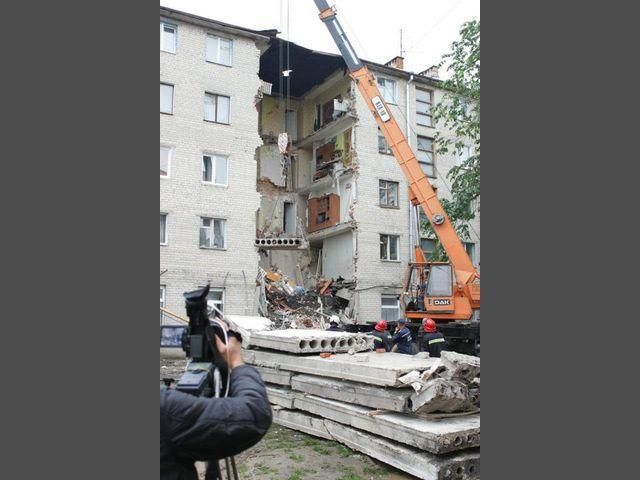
[[370, 330, 392, 352], [392, 326, 413, 355], [160, 365, 272, 480], [422, 331, 446, 357]]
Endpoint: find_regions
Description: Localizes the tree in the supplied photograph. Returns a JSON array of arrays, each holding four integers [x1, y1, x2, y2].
[[423, 20, 480, 261]]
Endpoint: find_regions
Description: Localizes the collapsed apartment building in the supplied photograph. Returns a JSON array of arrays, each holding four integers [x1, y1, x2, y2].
[[159, 7, 479, 328], [254, 37, 480, 327]]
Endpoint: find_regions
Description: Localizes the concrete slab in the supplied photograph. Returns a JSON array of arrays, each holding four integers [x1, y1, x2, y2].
[[293, 394, 480, 454], [225, 315, 273, 344], [266, 385, 297, 409], [272, 408, 333, 440], [247, 328, 374, 354], [411, 379, 473, 414], [291, 374, 412, 412], [255, 366, 293, 386], [272, 409, 480, 480], [440, 351, 480, 382], [243, 350, 437, 387]]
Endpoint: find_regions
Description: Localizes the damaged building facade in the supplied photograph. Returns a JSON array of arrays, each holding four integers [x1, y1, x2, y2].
[[159, 7, 480, 326], [255, 39, 480, 326]]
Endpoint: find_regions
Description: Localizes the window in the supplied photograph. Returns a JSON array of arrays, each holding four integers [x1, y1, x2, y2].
[[200, 217, 226, 249], [377, 77, 397, 104], [206, 35, 233, 66], [207, 288, 225, 316], [379, 180, 399, 208], [202, 154, 229, 185], [380, 234, 399, 261], [160, 21, 177, 53], [160, 146, 172, 177], [283, 202, 296, 234], [421, 238, 436, 259], [160, 214, 167, 245], [378, 128, 392, 154], [465, 242, 476, 263], [458, 145, 473, 167], [160, 285, 166, 324], [381, 294, 400, 322], [417, 136, 435, 177], [204, 93, 230, 124], [416, 89, 432, 127], [160, 83, 174, 114]]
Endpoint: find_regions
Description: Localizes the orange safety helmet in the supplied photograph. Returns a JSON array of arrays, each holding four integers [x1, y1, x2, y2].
[[374, 320, 387, 332], [424, 318, 437, 333]]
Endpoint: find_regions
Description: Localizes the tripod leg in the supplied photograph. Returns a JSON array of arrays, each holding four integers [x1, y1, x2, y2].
[[224, 457, 232, 480], [204, 461, 221, 480], [230, 456, 239, 480]]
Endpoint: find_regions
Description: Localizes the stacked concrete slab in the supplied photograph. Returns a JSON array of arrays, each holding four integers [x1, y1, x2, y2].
[[247, 329, 374, 354], [242, 342, 481, 479]]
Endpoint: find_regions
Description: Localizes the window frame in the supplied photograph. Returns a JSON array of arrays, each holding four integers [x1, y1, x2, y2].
[[205, 34, 233, 66], [416, 89, 433, 127], [204, 92, 231, 124], [199, 216, 227, 250], [380, 234, 400, 262], [381, 294, 401, 322], [377, 77, 398, 105], [160, 21, 177, 54], [198, 286, 225, 317], [160, 145, 172, 178], [160, 83, 174, 114], [378, 128, 393, 155], [417, 135, 435, 178], [160, 213, 168, 245], [201, 153, 229, 186], [379, 179, 399, 208]]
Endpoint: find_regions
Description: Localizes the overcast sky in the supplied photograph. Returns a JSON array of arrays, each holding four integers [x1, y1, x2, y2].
[[160, 0, 480, 77]]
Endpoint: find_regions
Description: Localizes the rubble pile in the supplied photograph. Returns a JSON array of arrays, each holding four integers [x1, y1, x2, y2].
[[259, 268, 355, 330]]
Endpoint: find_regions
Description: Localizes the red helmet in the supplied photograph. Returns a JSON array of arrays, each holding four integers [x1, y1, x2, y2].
[[374, 320, 387, 332], [424, 318, 437, 333]]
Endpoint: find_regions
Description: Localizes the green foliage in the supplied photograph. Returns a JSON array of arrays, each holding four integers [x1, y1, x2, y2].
[[424, 20, 480, 261]]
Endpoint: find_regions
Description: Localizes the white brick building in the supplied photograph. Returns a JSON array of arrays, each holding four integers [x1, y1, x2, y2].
[[160, 8, 269, 322]]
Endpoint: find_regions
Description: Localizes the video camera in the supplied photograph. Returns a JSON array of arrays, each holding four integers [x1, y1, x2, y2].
[[173, 284, 239, 397]]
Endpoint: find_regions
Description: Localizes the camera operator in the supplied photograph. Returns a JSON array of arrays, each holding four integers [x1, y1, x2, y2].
[[160, 326, 272, 480]]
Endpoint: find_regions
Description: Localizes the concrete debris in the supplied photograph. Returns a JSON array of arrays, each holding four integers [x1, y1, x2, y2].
[[266, 385, 297, 409], [411, 379, 473, 415], [292, 394, 480, 454], [224, 315, 273, 345], [439, 351, 481, 382], [272, 409, 480, 480], [244, 350, 438, 387], [255, 366, 293, 386], [290, 374, 412, 412], [247, 328, 374, 354]]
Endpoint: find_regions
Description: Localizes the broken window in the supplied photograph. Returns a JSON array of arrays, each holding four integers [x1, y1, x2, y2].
[[160, 214, 167, 245], [416, 89, 433, 127], [377, 77, 397, 104], [206, 35, 233, 66], [378, 128, 392, 155], [417, 136, 435, 177], [202, 154, 228, 185], [160, 146, 171, 177], [380, 234, 399, 261], [204, 93, 230, 124], [160, 22, 177, 53], [381, 294, 400, 322], [160, 83, 174, 114], [200, 217, 226, 249], [379, 180, 399, 207]]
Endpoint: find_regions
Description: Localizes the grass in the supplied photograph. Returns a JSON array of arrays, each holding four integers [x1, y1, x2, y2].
[[288, 453, 304, 462], [288, 469, 306, 480]]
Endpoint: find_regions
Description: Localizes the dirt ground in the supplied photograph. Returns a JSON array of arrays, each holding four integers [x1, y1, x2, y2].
[[161, 357, 416, 480]]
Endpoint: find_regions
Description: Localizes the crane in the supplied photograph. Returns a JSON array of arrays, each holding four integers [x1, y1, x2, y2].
[[312, 0, 480, 352]]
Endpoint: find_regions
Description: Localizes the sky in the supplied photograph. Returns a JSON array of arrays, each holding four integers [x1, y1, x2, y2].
[[159, 0, 480, 77]]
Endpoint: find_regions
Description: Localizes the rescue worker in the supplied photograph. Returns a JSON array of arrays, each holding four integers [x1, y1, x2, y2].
[[370, 320, 392, 352], [421, 318, 446, 357], [392, 318, 414, 355]]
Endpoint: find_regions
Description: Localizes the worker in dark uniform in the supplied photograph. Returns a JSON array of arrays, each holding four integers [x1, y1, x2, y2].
[[421, 318, 446, 357], [370, 320, 392, 352], [392, 318, 414, 355]]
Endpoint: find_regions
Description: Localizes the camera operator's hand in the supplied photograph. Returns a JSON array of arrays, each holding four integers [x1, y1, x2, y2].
[[215, 335, 245, 370]]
